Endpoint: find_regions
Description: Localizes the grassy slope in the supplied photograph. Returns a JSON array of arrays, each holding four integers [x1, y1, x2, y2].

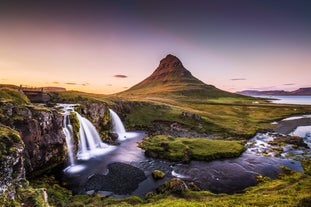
[[48, 90, 311, 138], [0, 88, 30, 104], [122, 97, 311, 138]]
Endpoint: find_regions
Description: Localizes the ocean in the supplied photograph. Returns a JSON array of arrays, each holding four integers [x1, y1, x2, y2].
[[258, 96, 311, 105]]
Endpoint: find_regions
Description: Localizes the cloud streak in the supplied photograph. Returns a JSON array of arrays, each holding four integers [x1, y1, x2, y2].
[[52, 81, 90, 86], [230, 78, 246, 81], [114, 74, 128, 78], [283, 83, 295, 86]]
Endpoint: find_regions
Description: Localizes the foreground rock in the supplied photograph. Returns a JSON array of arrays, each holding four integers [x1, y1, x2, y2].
[[0, 89, 66, 199], [84, 162, 146, 195], [0, 103, 66, 174], [156, 178, 188, 194]]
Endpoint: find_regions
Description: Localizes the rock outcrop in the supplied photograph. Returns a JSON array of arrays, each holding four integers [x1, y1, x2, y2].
[[0, 102, 66, 174], [0, 125, 25, 199], [78, 102, 111, 132]]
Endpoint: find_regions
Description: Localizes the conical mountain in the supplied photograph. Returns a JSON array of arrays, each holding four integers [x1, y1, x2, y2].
[[118, 54, 243, 99]]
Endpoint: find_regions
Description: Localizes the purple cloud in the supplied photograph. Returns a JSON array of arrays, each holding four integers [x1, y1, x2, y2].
[[114, 74, 128, 78]]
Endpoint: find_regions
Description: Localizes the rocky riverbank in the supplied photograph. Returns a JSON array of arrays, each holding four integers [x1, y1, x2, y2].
[[273, 117, 311, 134]]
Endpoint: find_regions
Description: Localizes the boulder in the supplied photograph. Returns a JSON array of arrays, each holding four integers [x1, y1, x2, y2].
[[152, 170, 166, 180]]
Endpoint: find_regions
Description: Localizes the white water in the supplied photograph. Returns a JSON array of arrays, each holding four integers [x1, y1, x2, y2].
[[291, 126, 311, 149], [109, 109, 127, 140], [60, 104, 116, 174], [76, 112, 115, 160], [60, 104, 76, 166], [63, 116, 75, 166]]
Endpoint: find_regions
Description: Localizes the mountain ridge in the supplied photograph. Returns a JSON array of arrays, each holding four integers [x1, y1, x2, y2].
[[238, 87, 311, 96]]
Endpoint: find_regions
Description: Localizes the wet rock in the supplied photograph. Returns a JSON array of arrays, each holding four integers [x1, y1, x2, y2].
[[84, 162, 146, 195], [108, 132, 119, 141], [187, 182, 200, 191], [268, 133, 309, 148], [157, 178, 188, 194]]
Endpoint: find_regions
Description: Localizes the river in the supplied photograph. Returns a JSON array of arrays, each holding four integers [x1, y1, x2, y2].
[[63, 125, 310, 197]]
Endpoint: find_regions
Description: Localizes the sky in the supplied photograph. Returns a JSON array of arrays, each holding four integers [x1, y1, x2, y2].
[[0, 0, 310, 94]]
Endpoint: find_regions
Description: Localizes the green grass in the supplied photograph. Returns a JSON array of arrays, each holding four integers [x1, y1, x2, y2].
[[46, 91, 311, 139], [139, 135, 246, 162], [0, 88, 30, 104], [0, 124, 22, 157], [121, 98, 311, 138], [48, 91, 113, 105]]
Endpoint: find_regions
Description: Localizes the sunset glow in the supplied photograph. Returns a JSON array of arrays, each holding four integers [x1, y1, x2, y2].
[[0, 0, 310, 94]]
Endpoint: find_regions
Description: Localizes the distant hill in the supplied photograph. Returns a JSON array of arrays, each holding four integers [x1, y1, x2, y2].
[[0, 84, 20, 90], [238, 87, 311, 96], [117, 54, 245, 100]]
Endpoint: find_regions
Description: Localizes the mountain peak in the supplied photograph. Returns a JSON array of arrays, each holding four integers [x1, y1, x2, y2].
[[151, 54, 192, 80], [158, 54, 183, 69], [118, 54, 241, 100]]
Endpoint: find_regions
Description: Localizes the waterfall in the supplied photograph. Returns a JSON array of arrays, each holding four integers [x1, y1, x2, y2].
[[75, 112, 112, 160], [109, 109, 127, 139], [60, 104, 115, 167], [63, 113, 76, 166], [61, 104, 76, 166]]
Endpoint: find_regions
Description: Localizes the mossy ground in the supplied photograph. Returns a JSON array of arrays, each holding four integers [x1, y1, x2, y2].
[[139, 135, 245, 162], [0, 124, 22, 156]]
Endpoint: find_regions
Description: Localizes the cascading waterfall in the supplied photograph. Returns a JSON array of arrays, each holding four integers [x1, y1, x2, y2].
[[75, 112, 112, 160], [109, 109, 138, 140], [60, 104, 116, 173], [63, 115, 75, 166], [109, 109, 127, 139], [62, 105, 76, 166]]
